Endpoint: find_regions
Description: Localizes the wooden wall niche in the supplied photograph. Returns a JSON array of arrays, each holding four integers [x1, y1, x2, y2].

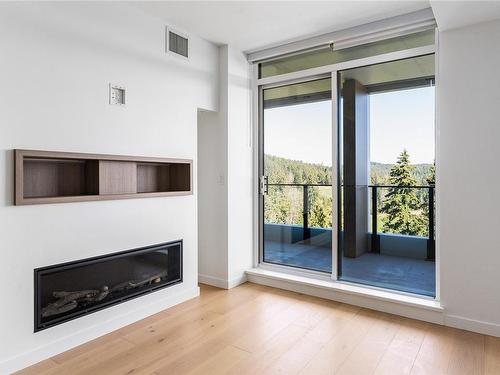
[[15, 150, 192, 205], [137, 163, 190, 193]]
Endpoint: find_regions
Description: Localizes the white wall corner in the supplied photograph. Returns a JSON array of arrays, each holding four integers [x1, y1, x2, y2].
[[198, 44, 253, 291], [198, 274, 247, 290], [226, 44, 254, 284], [228, 274, 248, 289], [437, 19, 500, 339], [198, 274, 229, 289]]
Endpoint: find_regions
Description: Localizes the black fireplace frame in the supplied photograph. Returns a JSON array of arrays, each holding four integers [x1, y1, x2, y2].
[[34, 240, 183, 332]]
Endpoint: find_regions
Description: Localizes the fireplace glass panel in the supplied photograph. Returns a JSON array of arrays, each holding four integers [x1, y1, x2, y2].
[[35, 241, 182, 331]]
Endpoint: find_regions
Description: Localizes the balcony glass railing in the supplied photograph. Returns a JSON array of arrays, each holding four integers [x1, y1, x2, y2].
[[369, 185, 435, 260], [264, 183, 435, 260]]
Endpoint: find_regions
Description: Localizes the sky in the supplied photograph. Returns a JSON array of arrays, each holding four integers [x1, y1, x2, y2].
[[264, 86, 435, 166]]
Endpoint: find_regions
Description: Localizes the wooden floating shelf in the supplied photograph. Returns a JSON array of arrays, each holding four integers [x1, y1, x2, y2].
[[15, 149, 192, 205]]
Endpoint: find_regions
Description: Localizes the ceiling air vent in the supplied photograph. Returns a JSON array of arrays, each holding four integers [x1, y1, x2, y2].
[[166, 27, 189, 59]]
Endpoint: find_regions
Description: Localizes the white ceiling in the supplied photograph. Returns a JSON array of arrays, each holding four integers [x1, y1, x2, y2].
[[430, 1, 500, 31], [132, 1, 431, 52]]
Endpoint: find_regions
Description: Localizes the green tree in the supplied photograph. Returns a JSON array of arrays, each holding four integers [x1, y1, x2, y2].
[[265, 186, 302, 225], [309, 193, 332, 228], [380, 150, 426, 236], [426, 162, 435, 185], [420, 161, 436, 237]]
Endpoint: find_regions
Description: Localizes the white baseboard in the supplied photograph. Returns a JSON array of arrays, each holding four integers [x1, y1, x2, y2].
[[227, 274, 247, 289], [198, 274, 247, 289], [445, 314, 500, 337], [0, 286, 200, 375], [198, 274, 229, 289]]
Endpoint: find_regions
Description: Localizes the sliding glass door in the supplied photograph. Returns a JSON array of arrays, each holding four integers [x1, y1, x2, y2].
[[337, 54, 436, 296], [260, 78, 333, 273], [257, 30, 436, 297]]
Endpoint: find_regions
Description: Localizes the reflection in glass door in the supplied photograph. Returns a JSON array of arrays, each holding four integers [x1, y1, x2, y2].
[[260, 78, 333, 273]]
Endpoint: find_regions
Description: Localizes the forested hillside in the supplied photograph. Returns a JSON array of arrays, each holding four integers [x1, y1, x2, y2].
[[371, 162, 434, 186], [264, 155, 332, 184], [265, 154, 433, 185]]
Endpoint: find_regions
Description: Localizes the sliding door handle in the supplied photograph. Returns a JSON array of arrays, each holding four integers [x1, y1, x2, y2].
[[259, 176, 269, 195]]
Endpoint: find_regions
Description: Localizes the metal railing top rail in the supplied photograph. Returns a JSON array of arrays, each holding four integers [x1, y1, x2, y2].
[[368, 184, 434, 189], [267, 182, 435, 188], [267, 183, 331, 187]]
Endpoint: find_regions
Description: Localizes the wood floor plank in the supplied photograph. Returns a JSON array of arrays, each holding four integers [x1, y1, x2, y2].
[[48, 283, 226, 368], [50, 330, 125, 364], [264, 302, 361, 374], [335, 312, 402, 375], [13, 359, 58, 375], [120, 281, 265, 347], [185, 345, 250, 375], [229, 289, 346, 354], [299, 309, 380, 375], [37, 338, 135, 375], [485, 336, 500, 375], [97, 285, 293, 375], [373, 318, 429, 375], [410, 324, 456, 375], [149, 293, 316, 374], [15, 283, 497, 375], [86, 308, 253, 372], [149, 290, 319, 374], [224, 323, 311, 374], [447, 329, 485, 375]]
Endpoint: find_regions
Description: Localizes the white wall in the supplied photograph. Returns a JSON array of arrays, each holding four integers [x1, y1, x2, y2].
[[0, 3, 218, 373], [197, 45, 253, 289], [227, 47, 254, 286], [197, 109, 229, 286], [438, 19, 500, 336]]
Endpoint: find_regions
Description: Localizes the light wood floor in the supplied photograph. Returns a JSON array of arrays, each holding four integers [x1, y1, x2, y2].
[[17, 283, 500, 375]]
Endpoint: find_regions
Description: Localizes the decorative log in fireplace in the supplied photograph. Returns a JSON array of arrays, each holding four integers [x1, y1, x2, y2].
[[34, 241, 182, 332]]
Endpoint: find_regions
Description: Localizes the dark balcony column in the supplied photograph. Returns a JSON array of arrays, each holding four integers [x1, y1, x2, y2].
[[371, 186, 380, 253], [303, 185, 310, 240], [343, 79, 369, 258], [427, 187, 435, 260]]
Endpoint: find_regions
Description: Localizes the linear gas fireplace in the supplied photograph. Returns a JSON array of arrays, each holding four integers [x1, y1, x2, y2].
[[34, 240, 182, 332]]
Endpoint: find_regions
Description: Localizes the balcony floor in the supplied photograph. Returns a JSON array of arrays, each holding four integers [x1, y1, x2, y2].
[[264, 240, 435, 297]]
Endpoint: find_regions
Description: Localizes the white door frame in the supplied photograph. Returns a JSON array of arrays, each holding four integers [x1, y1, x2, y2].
[[331, 70, 339, 281]]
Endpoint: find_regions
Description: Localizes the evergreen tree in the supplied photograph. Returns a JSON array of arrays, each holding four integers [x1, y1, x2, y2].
[[380, 150, 426, 236], [426, 163, 435, 185], [309, 194, 332, 228], [420, 161, 436, 237]]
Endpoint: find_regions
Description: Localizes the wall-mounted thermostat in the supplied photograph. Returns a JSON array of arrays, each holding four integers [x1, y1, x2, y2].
[[109, 84, 126, 106]]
